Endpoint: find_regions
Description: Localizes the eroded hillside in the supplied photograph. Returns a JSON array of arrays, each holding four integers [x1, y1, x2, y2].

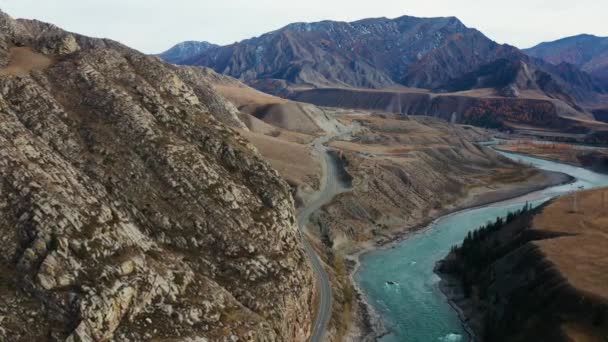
[[0, 11, 314, 341], [309, 114, 565, 249]]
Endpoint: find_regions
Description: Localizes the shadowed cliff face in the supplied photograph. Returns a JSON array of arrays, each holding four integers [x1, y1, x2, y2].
[[0, 11, 314, 342]]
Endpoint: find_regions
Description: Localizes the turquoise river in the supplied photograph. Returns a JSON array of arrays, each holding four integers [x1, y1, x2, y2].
[[355, 151, 608, 342]]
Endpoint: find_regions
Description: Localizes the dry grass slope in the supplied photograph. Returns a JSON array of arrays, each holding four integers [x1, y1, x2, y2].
[[0, 47, 54, 76]]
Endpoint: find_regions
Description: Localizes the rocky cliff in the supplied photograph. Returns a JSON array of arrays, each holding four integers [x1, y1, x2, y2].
[[0, 11, 314, 342]]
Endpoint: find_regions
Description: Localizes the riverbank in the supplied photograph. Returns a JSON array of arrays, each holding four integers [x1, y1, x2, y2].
[[435, 186, 608, 341], [432, 205, 540, 342], [494, 145, 608, 175], [494, 146, 582, 168], [346, 167, 575, 341], [436, 273, 480, 341]]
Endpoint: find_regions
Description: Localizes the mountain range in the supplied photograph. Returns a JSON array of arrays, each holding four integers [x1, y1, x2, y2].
[[525, 34, 608, 84], [164, 16, 520, 89], [160, 16, 608, 139], [3, 7, 607, 342]]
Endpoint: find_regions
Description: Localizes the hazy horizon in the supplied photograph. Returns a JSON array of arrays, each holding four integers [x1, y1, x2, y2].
[[0, 0, 606, 54]]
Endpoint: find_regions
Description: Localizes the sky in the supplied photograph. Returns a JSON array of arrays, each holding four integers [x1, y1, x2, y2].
[[0, 0, 606, 54]]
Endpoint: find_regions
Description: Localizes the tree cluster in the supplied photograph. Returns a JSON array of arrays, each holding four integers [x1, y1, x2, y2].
[[451, 203, 531, 298]]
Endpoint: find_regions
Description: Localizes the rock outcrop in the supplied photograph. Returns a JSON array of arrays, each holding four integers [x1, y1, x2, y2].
[[0, 10, 314, 341]]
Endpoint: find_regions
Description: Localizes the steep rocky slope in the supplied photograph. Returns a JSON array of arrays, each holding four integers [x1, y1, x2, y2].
[[162, 16, 607, 104], [437, 189, 608, 342], [525, 34, 608, 84], [524, 34, 608, 122], [170, 16, 516, 90], [0, 11, 314, 342], [439, 54, 607, 103]]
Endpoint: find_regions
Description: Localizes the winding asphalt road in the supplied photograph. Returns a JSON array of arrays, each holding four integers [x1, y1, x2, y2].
[[297, 134, 349, 342]]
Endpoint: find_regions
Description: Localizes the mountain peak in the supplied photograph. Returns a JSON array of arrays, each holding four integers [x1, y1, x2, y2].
[[566, 33, 604, 40], [528, 33, 608, 49], [158, 40, 218, 64], [160, 14, 500, 89], [525, 34, 608, 83]]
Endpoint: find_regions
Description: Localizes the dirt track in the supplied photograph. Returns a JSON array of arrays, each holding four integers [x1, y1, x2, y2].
[[297, 130, 353, 342]]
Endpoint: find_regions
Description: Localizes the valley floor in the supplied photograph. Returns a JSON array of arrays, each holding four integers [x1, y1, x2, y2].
[[207, 75, 583, 341], [344, 162, 571, 341]]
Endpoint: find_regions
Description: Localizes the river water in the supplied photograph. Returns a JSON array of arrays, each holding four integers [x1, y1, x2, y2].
[[354, 151, 608, 342]]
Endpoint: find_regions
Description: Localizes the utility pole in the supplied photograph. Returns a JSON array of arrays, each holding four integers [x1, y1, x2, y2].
[[571, 191, 578, 213]]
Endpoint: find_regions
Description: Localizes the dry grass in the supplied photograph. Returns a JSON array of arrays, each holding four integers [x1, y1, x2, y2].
[[510, 140, 576, 151], [534, 188, 608, 301], [215, 83, 323, 135], [214, 84, 286, 108], [561, 322, 607, 342], [239, 113, 315, 144], [248, 102, 323, 135], [473, 167, 540, 185], [0, 47, 54, 76], [238, 129, 321, 190], [331, 251, 355, 342], [329, 140, 448, 155], [329, 114, 476, 155]]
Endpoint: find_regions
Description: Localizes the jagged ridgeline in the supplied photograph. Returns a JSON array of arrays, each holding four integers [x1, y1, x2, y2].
[[0, 10, 314, 341]]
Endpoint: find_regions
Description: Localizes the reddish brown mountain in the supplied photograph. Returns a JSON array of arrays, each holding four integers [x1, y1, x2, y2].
[[161, 16, 608, 137], [525, 34, 608, 84], [166, 16, 522, 89]]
